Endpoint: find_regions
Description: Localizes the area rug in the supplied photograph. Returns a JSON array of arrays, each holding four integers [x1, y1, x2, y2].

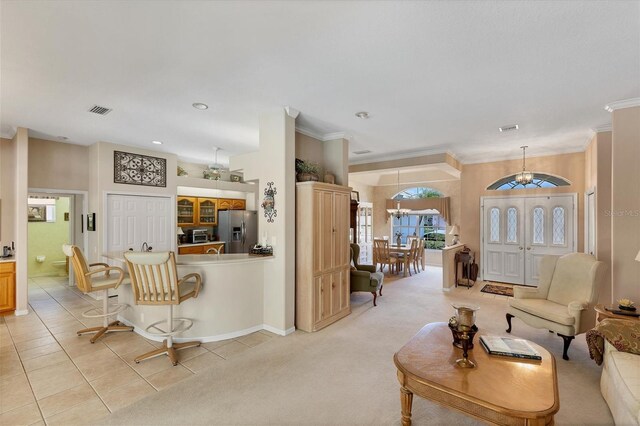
[[481, 283, 514, 297]]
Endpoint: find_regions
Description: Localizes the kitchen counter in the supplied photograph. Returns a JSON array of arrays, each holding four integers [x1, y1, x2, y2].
[[0, 257, 16, 263], [178, 241, 226, 247], [102, 251, 277, 342]]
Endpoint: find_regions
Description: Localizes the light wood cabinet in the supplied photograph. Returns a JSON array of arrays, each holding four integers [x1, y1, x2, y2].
[[177, 197, 197, 227], [217, 198, 246, 211], [178, 197, 245, 227], [0, 262, 16, 313], [296, 182, 351, 332], [197, 198, 218, 226], [177, 242, 225, 255]]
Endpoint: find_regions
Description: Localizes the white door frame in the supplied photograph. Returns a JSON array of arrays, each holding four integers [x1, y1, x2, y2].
[[584, 187, 596, 256], [28, 188, 89, 286], [480, 193, 578, 283], [102, 191, 176, 254]]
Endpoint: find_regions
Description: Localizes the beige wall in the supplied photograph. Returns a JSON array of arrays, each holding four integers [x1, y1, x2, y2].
[[584, 132, 613, 303], [349, 181, 374, 203], [460, 152, 586, 265], [28, 138, 90, 190], [295, 132, 349, 185], [0, 137, 17, 247], [611, 106, 640, 302], [14, 129, 30, 313]]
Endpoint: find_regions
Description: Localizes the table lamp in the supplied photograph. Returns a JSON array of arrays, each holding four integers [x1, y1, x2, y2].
[[449, 225, 460, 245], [177, 227, 185, 245]]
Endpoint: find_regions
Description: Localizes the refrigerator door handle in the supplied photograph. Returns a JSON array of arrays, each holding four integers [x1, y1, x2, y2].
[[241, 221, 246, 245]]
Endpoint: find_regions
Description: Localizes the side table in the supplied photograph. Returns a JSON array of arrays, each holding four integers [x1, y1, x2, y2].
[[594, 304, 640, 325]]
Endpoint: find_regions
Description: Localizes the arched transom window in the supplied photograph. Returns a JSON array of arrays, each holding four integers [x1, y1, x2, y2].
[[487, 173, 571, 190], [393, 187, 443, 200]]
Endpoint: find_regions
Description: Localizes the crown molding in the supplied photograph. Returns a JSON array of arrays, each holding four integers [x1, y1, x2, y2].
[[295, 126, 347, 142], [459, 146, 588, 165], [593, 124, 612, 133], [604, 97, 640, 112], [284, 106, 300, 119], [348, 147, 450, 166]]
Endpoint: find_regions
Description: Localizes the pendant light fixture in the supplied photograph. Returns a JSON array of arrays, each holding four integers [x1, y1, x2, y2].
[[387, 170, 411, 219], [514, 146, 534, 186], [205, 147, 222, 180]]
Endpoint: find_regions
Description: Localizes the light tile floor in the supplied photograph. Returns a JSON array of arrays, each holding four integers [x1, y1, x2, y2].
[[0, 276, 278, 425]]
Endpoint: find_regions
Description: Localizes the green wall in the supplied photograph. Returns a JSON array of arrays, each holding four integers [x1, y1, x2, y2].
[[28, 197, 70, 277]]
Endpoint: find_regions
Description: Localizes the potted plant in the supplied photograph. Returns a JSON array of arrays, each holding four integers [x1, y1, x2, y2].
[[296, 159, 320, 182]]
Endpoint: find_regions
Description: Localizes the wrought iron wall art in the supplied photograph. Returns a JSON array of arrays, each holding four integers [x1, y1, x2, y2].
[[114, 151, 167, 187], [261, 182, 277, 223]]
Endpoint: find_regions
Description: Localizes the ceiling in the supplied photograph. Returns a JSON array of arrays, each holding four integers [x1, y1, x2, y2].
[[1, 1, 638, 165]]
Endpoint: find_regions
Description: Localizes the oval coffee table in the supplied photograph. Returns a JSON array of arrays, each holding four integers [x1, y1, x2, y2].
[[394, 322, 559, 425]]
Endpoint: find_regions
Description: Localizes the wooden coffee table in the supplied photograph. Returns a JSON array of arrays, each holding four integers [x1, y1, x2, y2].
[[394, 323, 559, 425]]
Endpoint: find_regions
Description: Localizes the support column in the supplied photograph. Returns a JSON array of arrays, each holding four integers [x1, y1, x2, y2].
[[610, 104, 640, 302]]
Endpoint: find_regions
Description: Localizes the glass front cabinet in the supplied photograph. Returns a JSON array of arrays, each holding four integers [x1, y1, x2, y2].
[[198, 198, 217, 226], [177, 197, 197, 227]]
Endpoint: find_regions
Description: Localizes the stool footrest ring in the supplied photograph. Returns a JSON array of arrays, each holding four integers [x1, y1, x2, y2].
[[145, 318, 193, 337], [82, 303, 128, 319]]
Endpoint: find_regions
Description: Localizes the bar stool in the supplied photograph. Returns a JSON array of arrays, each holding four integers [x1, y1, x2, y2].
[[62, 245, 133, 343], [123, 251, 202, 366]]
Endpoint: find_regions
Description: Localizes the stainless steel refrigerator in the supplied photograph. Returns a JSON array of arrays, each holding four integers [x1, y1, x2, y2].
[[217, 210, 258, 253]]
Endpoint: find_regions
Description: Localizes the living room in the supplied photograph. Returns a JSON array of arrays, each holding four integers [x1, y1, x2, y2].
[[0, 1, 639, 425]]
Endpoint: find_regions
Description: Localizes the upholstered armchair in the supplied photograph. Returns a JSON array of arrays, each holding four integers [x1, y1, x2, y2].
[[350, 244, 383, 306], [506, 253, 607, 360]]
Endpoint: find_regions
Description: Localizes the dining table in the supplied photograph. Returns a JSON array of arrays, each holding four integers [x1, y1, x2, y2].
[[388, 244, 425, 277]]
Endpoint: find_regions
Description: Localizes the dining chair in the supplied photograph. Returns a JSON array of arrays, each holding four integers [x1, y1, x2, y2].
[[407, 238, 420, 276], [373, 239, 399, 275]]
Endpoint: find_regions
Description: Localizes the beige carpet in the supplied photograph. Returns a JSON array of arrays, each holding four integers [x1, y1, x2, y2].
[[99, 268, 613, 425]]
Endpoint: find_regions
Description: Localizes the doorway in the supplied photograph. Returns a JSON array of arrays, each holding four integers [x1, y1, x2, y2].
[[27, 191, 87, 287], [481, 194, 577, 286]]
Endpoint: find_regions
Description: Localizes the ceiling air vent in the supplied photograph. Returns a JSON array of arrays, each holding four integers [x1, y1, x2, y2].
[[499, 124, 519, 132], [353, 150, 372, 155], [88, 105, 112, 115]]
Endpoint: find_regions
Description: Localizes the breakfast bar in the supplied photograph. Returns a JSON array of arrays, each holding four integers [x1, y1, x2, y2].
[[103, 252, 275, 342]]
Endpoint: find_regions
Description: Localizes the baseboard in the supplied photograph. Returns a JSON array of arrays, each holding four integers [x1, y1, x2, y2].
[[14, 309, 29, 316], [263, 324, 296, 336], [117, 316, 275, 343]]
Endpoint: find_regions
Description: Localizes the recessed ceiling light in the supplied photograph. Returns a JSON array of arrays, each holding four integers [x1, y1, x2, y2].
[[192, 102, 209, 110], [499, 124, 519, 132], [58, 136, 68, 140], [152, 140, 163, 145], [355, 111, 370, 119]]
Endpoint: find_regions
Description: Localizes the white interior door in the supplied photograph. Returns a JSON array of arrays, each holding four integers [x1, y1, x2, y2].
[[482, 194, 576, 286], [106, 195, 172, 253], [483, 198, 525, 284]]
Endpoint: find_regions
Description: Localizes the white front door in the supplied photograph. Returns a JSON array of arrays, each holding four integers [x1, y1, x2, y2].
[[482, 194, 576, 286], [106, 195, 172, 253]]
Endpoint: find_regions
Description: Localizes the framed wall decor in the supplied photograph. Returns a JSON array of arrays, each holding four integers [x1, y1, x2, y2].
[[114, 150, 167, 187], [87, 213, 96, 231], [261, 182, 277, 223], [350, 191, 360, 202], [28, 206, 47, 222]]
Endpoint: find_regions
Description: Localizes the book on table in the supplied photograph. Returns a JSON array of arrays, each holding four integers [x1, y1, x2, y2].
[[479, 335, 542, 360]]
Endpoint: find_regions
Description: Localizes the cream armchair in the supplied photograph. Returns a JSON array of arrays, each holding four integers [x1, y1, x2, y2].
[[506, 253, 607, 360]]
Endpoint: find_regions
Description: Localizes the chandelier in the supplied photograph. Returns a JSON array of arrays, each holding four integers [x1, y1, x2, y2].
[[514, 146, 533, 185], [387, 170, 411, 219]]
